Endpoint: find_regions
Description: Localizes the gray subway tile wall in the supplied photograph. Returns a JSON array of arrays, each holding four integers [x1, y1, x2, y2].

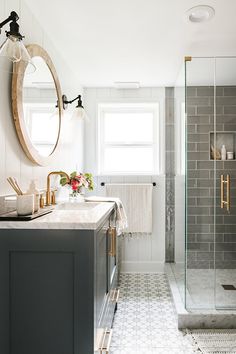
[[187, 86, 236, 269], [165, 87, 175, 262]]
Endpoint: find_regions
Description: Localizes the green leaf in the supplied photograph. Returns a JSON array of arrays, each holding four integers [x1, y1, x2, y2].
[[60, 177, 68, 186], [70, 171, 77, 178]]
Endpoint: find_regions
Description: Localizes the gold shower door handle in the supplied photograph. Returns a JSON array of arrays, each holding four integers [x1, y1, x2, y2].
[[221, 174, 230, 212]]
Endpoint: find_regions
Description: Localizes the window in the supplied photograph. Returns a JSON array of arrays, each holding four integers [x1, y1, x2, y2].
[[23, 103, 59, 156], [98, 103, 159, 174]]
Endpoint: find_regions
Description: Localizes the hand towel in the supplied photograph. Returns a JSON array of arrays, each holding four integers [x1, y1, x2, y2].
[[85, 196, 128, 235], [105, 184, 153, 236]]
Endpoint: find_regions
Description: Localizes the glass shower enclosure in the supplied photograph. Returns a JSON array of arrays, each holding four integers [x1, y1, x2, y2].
[[185, 56, 236, 310]]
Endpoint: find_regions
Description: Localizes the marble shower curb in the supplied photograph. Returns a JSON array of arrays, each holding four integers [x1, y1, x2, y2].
[[165, 264, 236, 329]]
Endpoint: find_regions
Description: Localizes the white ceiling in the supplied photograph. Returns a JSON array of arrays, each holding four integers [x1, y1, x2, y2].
[[24, 0, 236, 87]]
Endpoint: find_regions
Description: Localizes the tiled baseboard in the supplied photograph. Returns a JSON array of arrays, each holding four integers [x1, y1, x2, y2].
[[121, 261, 165, 273]]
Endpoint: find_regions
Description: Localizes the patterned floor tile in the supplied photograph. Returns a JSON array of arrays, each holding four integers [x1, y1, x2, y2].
[[110, 273, 194, 353]]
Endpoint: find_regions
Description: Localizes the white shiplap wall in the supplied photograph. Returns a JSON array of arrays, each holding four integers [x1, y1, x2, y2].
[[84, 87, 166, 272], [0, 0, 84, 196]]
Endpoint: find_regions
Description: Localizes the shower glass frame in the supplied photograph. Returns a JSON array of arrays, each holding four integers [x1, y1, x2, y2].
[[185, 56, 236, 311]]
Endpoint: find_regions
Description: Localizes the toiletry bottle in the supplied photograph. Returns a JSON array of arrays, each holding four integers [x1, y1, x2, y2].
[[221, 145, 226, 160], [27, 180, 40, 212], [227, 151, 234, 160]]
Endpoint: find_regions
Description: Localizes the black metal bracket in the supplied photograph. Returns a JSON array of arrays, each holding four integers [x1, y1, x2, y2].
[[62, 94, 84, 110], [0, 11, 23, 40], [0, 11, 19, 29], [101, 182, 156, 187]]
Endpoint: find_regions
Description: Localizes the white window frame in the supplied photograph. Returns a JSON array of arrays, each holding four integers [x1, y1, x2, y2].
[[97, 102, 160, 175]]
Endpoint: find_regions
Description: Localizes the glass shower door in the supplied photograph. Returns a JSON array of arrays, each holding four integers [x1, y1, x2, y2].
[[215, 57, 236, 309], [185, 57, 216, 310]]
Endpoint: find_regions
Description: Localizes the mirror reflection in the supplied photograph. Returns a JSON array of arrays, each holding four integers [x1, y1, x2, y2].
[[22, 56, 59, 157]]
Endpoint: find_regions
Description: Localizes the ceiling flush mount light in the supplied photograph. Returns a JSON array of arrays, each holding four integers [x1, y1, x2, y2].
[[186, 5, 215, 23], [62, 94, 87, 119], [114, 81, 140, 89], [0, 11, 35, 72]]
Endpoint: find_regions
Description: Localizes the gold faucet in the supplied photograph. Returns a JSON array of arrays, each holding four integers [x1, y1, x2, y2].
[[46, 171, 70, 206]]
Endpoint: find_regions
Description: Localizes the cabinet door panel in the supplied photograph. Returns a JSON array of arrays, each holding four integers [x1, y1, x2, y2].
[[10, 252, 74, 354]]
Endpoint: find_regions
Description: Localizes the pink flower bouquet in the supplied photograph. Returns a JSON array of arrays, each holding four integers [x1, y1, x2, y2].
[[60, 171, 94, 196]]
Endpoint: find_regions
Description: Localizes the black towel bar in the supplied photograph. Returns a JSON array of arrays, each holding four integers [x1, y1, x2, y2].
[[100, 182, 156, 186]]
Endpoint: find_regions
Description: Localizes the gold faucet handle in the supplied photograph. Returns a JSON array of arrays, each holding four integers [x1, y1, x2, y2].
[[51, 190, 56, 205], [40, 193, 45, 208]]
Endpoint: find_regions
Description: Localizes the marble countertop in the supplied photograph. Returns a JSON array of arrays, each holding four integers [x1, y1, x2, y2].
[[0, 202, 115, 230]]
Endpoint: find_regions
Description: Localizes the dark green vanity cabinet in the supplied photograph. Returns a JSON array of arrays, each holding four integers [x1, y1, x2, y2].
[[0, 210, 118, 354]]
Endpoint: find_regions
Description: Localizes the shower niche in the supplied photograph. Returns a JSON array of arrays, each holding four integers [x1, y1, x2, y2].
[[210, 132, 236, 160]]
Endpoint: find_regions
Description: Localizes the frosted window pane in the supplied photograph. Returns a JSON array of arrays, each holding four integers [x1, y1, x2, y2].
[[104, 147, 153, 173], [104, 112, 153, 143]]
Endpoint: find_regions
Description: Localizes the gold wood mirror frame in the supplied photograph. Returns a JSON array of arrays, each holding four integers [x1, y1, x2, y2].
[[12, 44, 63, 166]]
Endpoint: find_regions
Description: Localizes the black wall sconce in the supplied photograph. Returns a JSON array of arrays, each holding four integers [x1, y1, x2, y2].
[[0, 11, 35, 72], [62, 94, 86, 119]]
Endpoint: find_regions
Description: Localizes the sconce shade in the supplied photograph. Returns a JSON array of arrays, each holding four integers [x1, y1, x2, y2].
[[0, 36, 35, 73], [0, 11, 35, 73], [72, 106, 86, 120], [0, 36, 21, 62]]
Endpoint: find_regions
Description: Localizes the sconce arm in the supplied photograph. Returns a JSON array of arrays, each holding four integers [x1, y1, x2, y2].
[[0, 11, 19, 31], [64, 94, 81, 105], [62, 94, 84, 110], [0, 11, 23, 39]]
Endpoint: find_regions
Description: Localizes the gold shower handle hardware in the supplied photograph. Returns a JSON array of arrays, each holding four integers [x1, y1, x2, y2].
[[99, 328, 112, 354], [221, 175, 224, 209], [226, 174, 230, 212], [220, 174, 230, 212]]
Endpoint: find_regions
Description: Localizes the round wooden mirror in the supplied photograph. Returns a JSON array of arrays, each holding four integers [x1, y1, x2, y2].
[[12, 44, 62, 166]]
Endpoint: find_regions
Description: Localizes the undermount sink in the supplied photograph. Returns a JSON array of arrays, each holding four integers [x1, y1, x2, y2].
[[55, 202, 101, 211]]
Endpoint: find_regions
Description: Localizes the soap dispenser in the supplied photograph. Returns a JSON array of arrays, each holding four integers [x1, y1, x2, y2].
[[221, 145, 226, 161], [27, 180, 40, 212]]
